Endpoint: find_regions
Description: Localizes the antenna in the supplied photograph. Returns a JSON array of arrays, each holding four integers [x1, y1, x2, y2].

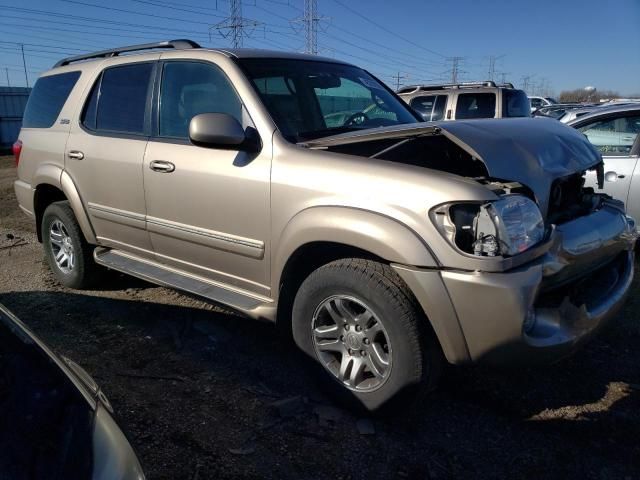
[[211, 0, 262, 48]]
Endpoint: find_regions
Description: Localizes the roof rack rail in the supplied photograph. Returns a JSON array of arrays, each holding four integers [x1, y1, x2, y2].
[[398, 81, 521, 94], [53, 39, 200, 68]]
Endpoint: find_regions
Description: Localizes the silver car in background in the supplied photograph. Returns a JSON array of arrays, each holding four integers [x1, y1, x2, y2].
[[569, 104, 640, 224]]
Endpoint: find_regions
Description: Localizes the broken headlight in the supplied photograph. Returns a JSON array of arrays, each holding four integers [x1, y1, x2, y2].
[[436, 195, 545, 257]]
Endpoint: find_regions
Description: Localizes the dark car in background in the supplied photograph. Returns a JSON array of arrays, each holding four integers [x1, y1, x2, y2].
[[0, 303, 145, 480]]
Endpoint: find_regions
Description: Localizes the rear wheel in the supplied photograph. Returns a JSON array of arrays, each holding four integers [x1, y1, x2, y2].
[[42, 201, 101, 289], [292, 258, 442, 412]]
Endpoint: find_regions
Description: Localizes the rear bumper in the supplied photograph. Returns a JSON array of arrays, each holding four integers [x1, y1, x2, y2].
[[396, 200, 637, 365]]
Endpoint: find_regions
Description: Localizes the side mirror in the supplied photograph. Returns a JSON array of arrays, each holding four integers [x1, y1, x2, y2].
[[189, 113, 261, 153]]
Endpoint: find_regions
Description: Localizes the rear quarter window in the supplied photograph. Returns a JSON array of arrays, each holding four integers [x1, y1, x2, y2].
[[455, 92, 496, 119], [22, 71, 81, 128]]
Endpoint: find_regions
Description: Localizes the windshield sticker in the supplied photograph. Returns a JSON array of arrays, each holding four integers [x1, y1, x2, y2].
[[359, 77, 383, 90]]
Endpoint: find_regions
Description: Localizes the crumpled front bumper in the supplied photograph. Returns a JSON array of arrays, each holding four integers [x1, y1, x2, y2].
[[396, 200, 637, 365]]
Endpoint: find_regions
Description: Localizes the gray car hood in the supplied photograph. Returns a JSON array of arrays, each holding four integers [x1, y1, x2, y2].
[[302, 117, 602, 216]]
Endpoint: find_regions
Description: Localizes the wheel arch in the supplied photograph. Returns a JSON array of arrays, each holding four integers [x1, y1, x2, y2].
[[273, 206, 439, 333], [34, 171, 96, 244]]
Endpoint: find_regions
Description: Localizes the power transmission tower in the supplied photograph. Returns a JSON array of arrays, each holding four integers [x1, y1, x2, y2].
[[211, 0, 261, 48], [292, 0, 328, 55], [448, 56, 463, 83], [521, 75, 534, 94], [498, 72, 510, 84], [392, 72, 408, 91], [487, 55, 504, 82]]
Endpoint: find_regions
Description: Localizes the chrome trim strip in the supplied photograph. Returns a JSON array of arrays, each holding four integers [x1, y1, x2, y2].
[[146, 215, 264, 258]]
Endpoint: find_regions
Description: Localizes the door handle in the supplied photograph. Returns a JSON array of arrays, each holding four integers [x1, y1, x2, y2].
[[149, 160, 175, 173], [67, 150, 84, 160], [604, 171, 626, 182]]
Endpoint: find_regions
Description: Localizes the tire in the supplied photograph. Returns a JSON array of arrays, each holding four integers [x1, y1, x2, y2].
[[292, 258, 442, 412], [42, 201, 101, 289]]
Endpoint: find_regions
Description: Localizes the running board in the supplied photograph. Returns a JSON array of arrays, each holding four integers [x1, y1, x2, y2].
[[93, 248, 271, 314]]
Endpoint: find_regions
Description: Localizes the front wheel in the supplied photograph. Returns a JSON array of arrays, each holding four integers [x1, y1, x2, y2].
[[42, 201, 101, 289], [292, 259, 442, 412]]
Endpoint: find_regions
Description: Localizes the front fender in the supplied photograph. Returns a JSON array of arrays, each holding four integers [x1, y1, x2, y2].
[[273, 206, 438, 289]]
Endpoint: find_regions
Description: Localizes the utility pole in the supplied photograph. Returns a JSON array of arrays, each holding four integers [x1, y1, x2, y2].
[[392, 72, 408, 91], [20, 43, 29, 87], [4, 68, 10, 87], [212, 0, 261, 48]]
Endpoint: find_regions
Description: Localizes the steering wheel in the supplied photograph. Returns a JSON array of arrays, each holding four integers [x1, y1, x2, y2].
[[344, 111, 370, 126]]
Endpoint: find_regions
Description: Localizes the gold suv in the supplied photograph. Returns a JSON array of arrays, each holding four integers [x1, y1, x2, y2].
[[13, 40, 637, 411]]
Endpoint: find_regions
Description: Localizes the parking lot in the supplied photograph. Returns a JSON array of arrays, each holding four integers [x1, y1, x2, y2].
[[1, 152, 639, 479]]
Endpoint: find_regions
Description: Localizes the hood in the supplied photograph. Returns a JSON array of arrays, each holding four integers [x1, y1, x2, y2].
[[302, 118, 602, 216]]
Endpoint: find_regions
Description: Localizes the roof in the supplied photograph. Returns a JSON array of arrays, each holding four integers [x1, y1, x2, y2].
[[397, 81, 517, 95], [51, 39, 352, 69], [209, 48, 351, 65], [567, 103, 640, 125]]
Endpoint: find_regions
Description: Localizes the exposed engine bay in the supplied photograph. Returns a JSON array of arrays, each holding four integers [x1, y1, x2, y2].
[[315, 129, 609, 258]]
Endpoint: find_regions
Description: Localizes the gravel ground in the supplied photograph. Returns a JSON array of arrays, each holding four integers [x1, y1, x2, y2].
[[1, 155, 639, 479]]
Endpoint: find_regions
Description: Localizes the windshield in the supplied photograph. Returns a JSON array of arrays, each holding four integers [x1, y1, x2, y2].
[[238, 58, 420, 142], [545, 97, 558, 104], [502, 89, 532, 118]]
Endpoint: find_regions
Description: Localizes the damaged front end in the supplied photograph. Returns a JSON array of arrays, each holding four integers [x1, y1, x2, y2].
[[304, 118, 638, 363]]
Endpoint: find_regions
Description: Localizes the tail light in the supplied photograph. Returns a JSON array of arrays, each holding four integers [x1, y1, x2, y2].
[[12, 140, 22, 167]]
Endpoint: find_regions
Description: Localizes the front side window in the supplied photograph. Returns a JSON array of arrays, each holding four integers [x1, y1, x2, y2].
[[82, 63, 153, 134], [158, 61, 242, 139], [23, 71, 81, 128], [455, 93, 496, 119], [578, 115, 640, 155], [239, 58, 419, 142]]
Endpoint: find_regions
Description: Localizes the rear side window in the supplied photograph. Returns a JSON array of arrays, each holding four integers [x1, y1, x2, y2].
[[455, 93, 496, 119], [22, 71, 81, 128], [502, 90, 531, 117], [82, 63, 153, 135], [410, 95, 447, 121]]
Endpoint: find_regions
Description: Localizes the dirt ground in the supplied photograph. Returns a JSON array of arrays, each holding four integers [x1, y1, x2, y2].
[[1, 154, 639, 480]]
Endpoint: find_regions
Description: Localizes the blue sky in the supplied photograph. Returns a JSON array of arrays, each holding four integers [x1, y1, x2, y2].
[[1, 0, 638, 95]]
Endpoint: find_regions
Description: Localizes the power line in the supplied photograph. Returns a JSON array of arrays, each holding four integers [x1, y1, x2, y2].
[[329, 0, 447, 59]]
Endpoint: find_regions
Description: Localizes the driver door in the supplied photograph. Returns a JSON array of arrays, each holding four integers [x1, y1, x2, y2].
[[142, 60, 271, 296]]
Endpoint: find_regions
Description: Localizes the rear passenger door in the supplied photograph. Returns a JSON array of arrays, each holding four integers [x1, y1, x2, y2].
[[65, 60, 157, 258], [142, 60, 271, 295]]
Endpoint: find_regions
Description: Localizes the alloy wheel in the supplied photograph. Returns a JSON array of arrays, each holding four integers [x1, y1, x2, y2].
[[311, 295, 392, 392]]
